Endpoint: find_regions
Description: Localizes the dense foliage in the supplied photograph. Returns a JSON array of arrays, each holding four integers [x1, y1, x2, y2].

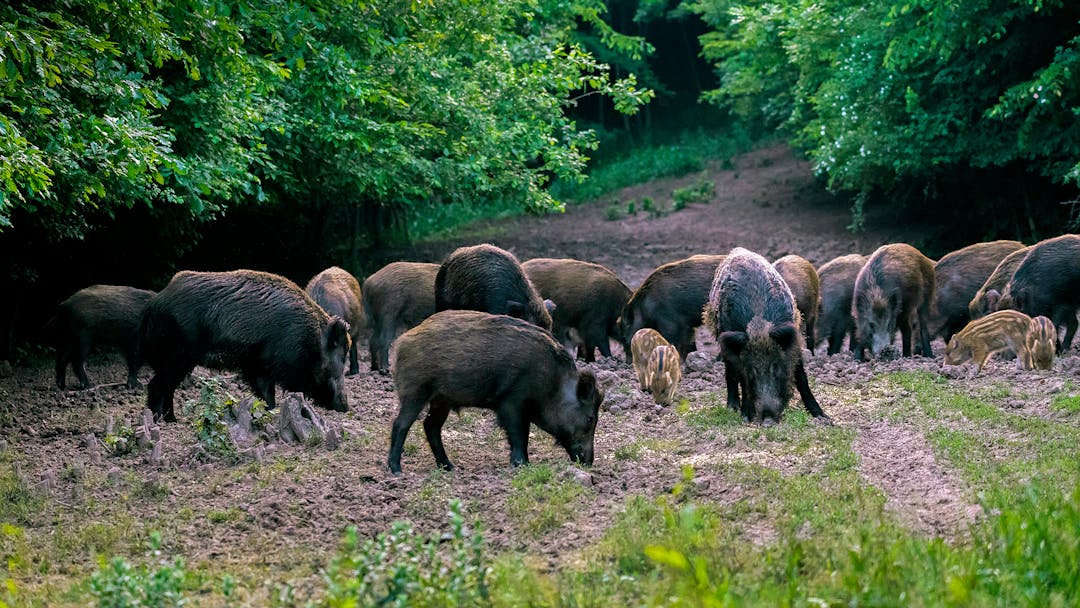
[[0, 0, 652, 235], [686, 0, 1080, 230], [0, 0, 652, 357]]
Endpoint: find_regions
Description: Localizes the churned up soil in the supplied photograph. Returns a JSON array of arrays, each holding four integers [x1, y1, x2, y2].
[[2, 142, 1076, 603]]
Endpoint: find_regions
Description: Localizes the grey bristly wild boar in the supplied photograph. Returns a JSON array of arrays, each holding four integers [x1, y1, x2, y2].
[[773, 254, 820, 351], [435, 243, 554, 330], [815, 254, 867, 355], [996, 233, 1080, 353], [54, 285, 156, 390], [645, 344, 681, 406], [851, 243, 936, 361], [617, 254, 727, 360], [521, 258, 631, 362], [305, 266, 364, 376], [931, 240, 1024, 342], [630, 327, 671, 390], [387, 310, 603, 474], [968, 246, 1032, 320], [703, 247, 829, 424], [140, 270, 350, 423], [361, 261, 439, 373]]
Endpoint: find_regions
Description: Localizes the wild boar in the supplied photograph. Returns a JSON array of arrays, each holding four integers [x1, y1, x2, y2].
[[852, 243, 936, 360], [522, 258, 631, 362], [815, 254, 867, 355], [140, 270, 350, 422], [435, 244, 553, 330], [932, 240, 1024, 342], [969, 246, 1031, 319], [996, 234, 1080, 353], [361, 262, 439, 373], [773, 254, 820, 350], [645, 345, 681, 406], [1027, 315, 1057, 371], [54, 285, 155, 390], [387, 310, 603, 474], [630, 328, 671, 391], [617, 254, 727, 359], [944, 310, 1041, 373], [703, 248, 828, 424], [305, 266, 364, 376]]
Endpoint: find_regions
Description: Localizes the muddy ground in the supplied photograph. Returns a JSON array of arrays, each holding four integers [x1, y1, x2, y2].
[[2, 143, 1078, 603]]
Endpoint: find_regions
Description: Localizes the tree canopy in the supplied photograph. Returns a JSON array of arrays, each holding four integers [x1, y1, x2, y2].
[[686, 0, 1080, 230], [0, 0, 653, 238]]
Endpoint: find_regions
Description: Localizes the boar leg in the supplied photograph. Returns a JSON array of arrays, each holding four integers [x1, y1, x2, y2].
[[72, 337, 92, 389], [916, 306, 933, 357], [826, 325, 845, 356], [1053, 305, 1077, 353], [804, 319, 816, 356], [899, 312, 913, 358], [245, 372, 277, 409], [596, 336, 613, 360], [347, 341, 360, 376], [723, 364, 742, 413], [147, 365, 190, 423], [422, 399, 454, 471], [846, 324, 858, 354], [54, 346, 70, 390], [495, 406, 530, 467], [794, 360, 828, 418], [387, 392, 426, 475], [123, 345, 142, 389]]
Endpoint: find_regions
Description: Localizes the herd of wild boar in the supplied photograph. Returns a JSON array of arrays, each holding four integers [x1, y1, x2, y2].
[[50, 234, 1080, 473]]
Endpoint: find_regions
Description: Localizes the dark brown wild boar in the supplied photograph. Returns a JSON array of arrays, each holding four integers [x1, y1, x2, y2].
[[996, 234, 1080, 353], [932, 240, 1024, 342], [815, 254, 867, 355], [773, 254, 820, 350], [361, 261, 438, 373], [305, 266, 364, 376], [140, 270, 350, 422], [387, 310, 603, 474], [617, 254, 727, 359], [522, 258, 631, 362], [968, 246, 1032, 320], [852, 243, 935, 360], [435, 244, 553, 330], [54, 285, 155, 390], [703, 248, 828, 424]]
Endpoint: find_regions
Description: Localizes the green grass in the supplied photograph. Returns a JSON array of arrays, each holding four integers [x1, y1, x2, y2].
[[506, 463, 590, 537], [550, 127, 754, 202]]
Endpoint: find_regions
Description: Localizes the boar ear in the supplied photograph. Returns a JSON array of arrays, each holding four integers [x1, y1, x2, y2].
[[576, 371, 602, 408], [770, 323, 799, 349], [506, 300, 526, 318], [324, 316, 350, 352], [985, 289, 1000, 311], [543, 298, 557, 315], [719, 331, 748, 355]]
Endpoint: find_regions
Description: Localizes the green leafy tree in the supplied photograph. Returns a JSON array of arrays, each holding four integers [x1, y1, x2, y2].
[[687, 0, 1080, 233]]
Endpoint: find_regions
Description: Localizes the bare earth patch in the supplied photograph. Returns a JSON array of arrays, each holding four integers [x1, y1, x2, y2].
[[852, 421, 982, 537], [6, 142, 1080, 602]]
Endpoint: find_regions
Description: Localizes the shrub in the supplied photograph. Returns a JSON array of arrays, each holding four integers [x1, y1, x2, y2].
[[89, 532, 188, 608], [320, 500, 489, 608]]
